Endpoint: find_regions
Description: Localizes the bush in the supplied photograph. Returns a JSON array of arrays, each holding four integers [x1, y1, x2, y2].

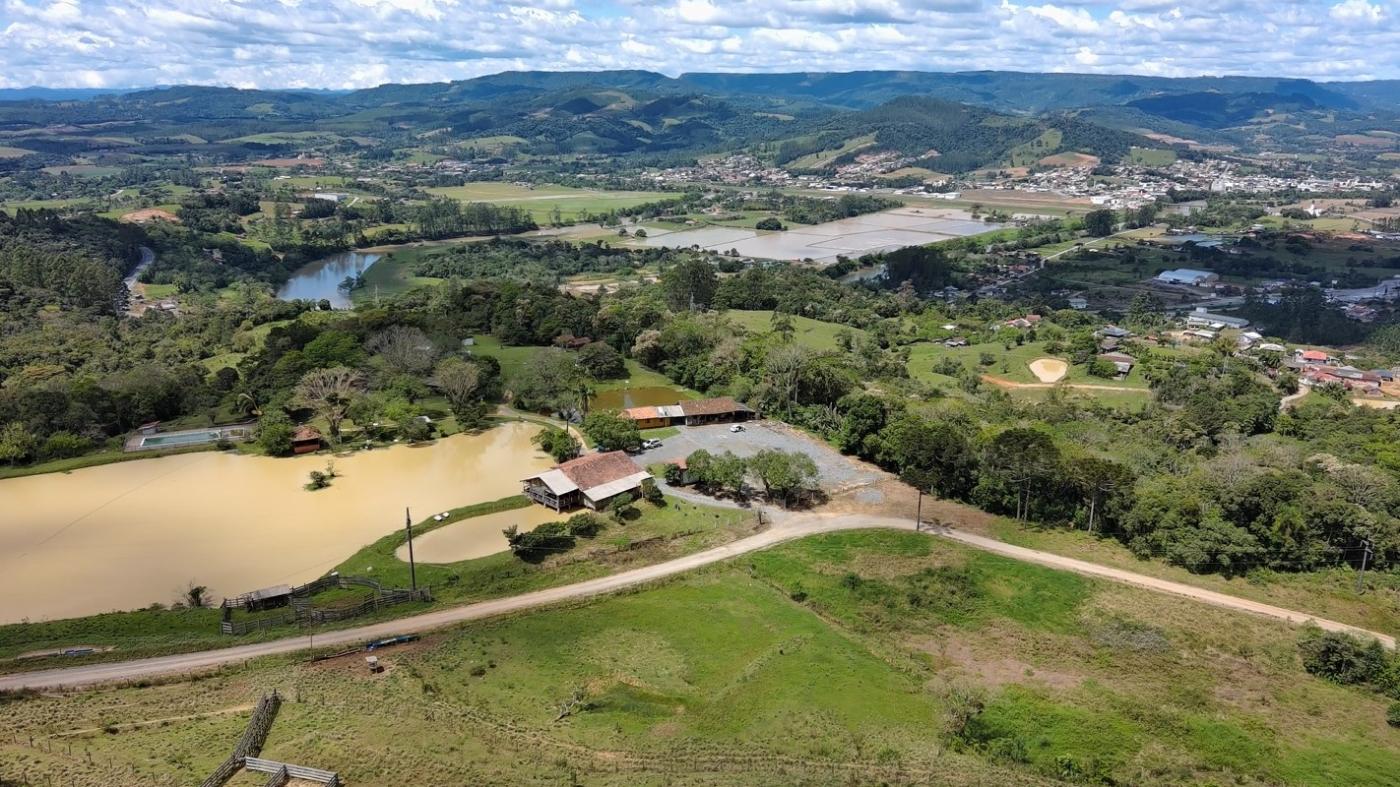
[[40, 431, 91, 459], [1388, 702, 1400, 728], [565, 513, 604, 538], [1297, 628, 1389, 686], [755, 217, 785, 231], [503, 522, 575, 562], [640, 477, 664, 505]]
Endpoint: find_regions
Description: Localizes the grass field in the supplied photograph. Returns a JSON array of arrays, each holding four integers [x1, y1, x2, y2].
[[6, 529, 1396, 786], [725, 309, 868, 351], [0, 145, 34, 158], [423, 182, 677, 223], [1127, 147, 1179, 166], [908, 339, 1154, 390]]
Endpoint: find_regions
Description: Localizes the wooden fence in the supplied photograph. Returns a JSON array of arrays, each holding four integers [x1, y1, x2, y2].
[[198, 691, 281, 787], [221, 574, 430, 634], [246, 757, 340, 786]]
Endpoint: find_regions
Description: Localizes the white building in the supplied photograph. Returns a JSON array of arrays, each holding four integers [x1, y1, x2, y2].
[[1156, 269, 1219, 287]]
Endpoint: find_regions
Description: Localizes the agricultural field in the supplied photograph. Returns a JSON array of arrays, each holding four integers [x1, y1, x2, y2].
[[423, 182, 677, 223], [5, 530, 1396, 786]]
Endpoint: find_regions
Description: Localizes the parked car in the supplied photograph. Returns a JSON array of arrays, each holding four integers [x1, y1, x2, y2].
[[642, 438, 662, 449], [729, 424, 745, 433]]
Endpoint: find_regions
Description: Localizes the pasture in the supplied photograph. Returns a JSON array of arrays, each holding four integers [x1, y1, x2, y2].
[[5, 529, 1397, 786], [424, 182, 677, 222]]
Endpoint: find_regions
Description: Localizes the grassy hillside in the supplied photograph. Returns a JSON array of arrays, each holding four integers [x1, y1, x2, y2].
[[6, 530, 1396, 786]]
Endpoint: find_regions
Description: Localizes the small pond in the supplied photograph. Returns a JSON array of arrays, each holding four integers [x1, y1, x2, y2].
[[276, 251, 382, 308]]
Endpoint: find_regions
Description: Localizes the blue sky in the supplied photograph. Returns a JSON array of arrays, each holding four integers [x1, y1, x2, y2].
[[1, 0, 1397, 89]]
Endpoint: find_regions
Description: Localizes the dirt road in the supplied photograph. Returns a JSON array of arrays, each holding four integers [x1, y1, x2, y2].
[[2, 514, 1390, 691], [980, 373, 1149, 394]]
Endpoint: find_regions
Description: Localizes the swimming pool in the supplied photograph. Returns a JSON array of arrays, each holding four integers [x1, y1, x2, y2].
[[141, 431, 225, 448], [131, 425, 253, 451]]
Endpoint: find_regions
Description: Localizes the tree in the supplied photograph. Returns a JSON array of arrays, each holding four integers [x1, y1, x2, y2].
[[640, 477, 664, 505], [533, 426, 581, 462], [1082, 209, 1115, 237], [607, 492, 636, 523], [748, 449, 819, 507], [503, 522, 574, 563], [661, 257, 718, 310], [181, 582, 210, 609], [255, 411, 296, 456], [0, 422, 37, 465], [582, 411, 642, 453], [434, 357, 486, 424], [510, 348, 583, 414], [577, 341, 626, 379], [293, 366, 365, 442], [755, 217, 785, 231], [1072, 456, 1134, 533], [367, 325, 437, 375]]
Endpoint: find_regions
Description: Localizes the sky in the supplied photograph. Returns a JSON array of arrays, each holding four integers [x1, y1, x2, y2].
[[1, 0, 1398, 89]]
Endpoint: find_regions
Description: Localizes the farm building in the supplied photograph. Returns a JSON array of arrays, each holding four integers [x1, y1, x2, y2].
[[1185, 307, 1250, 330], [620, 397, 754, 428], [522, 451, 652, 512], [1156, 269, 1219, 287], [1098, 352, 1136, 376], [291, 426, 323, 454]]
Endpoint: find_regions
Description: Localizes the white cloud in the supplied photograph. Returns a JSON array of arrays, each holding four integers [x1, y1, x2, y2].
[[0, 0, 1397, 88]]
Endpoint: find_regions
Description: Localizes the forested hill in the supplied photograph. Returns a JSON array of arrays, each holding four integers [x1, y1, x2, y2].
[[773, 96, 1152, 172]]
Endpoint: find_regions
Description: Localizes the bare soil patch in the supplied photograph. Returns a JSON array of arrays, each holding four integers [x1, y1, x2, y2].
[[1028, 358, 1068, 383], [1037, 152, 1099, 168], [119, 208, 180, 224]]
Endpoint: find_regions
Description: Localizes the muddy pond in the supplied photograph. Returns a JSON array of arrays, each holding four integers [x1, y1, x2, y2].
[[0, 423, 551, 624], [589, 385, 693, 411]]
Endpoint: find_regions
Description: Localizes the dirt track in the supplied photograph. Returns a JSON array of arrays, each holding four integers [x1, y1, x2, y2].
[[2, 512, 1390, 692], [980, 373, 1148, 394]]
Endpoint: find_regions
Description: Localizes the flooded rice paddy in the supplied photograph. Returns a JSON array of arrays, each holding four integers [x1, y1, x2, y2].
[[0, 423, 551, 623], [396, 506, 563, 564], [642, 207, 1002, 265]]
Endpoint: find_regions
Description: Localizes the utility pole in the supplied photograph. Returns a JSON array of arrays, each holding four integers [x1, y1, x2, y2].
[[405, 507, 418, 592], [1355, 539, 1373, 594], [915, 488, 923, 531]]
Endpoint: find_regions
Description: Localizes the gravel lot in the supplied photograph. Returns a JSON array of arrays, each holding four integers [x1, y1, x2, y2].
[[638, 421, 882, 491]]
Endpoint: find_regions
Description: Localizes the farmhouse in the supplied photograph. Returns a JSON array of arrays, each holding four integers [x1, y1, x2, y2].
[[522, 451, 652, 512], [621, 397, 754, 428], [1296, 349, 1331, 365], [1098, 352, 1136, 376], [1156, 268, 1219, 287]]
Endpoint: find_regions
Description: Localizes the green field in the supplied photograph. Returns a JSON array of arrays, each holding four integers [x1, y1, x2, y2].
[[908, 339, 1154, 390], [6, 529, 1396, 786], [786, 133, 877, 170], [0, 145, 33, 158], [1127, 146, 1179, 166], [424, 182, 678, 223], [725, 309, 868, 351]]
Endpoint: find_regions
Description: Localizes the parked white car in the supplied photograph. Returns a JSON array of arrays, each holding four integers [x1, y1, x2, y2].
[[641, 438, 663, 449], [729, 424, 745, 433]]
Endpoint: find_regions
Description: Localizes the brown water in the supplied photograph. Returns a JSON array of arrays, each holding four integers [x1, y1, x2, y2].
[[396, 506, 563, 564], [590, 385, 693, 411], [0, 423, 551, 624]]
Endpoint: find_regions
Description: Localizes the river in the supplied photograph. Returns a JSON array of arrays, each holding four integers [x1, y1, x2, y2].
[[276, 251, 382, 308], [0, 423, 552, 624]]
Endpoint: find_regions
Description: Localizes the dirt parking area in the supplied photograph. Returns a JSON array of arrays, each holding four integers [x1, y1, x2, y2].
[[639, 421, 883, 493]]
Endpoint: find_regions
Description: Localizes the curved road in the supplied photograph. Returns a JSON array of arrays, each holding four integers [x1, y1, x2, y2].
[[2, 514, 1391, 691]]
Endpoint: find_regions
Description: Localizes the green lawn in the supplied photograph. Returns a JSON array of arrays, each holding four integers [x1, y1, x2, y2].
[[907, 339, 1154, 390], [725, 309, 868, 351], [7, 529, 1396, 786]]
